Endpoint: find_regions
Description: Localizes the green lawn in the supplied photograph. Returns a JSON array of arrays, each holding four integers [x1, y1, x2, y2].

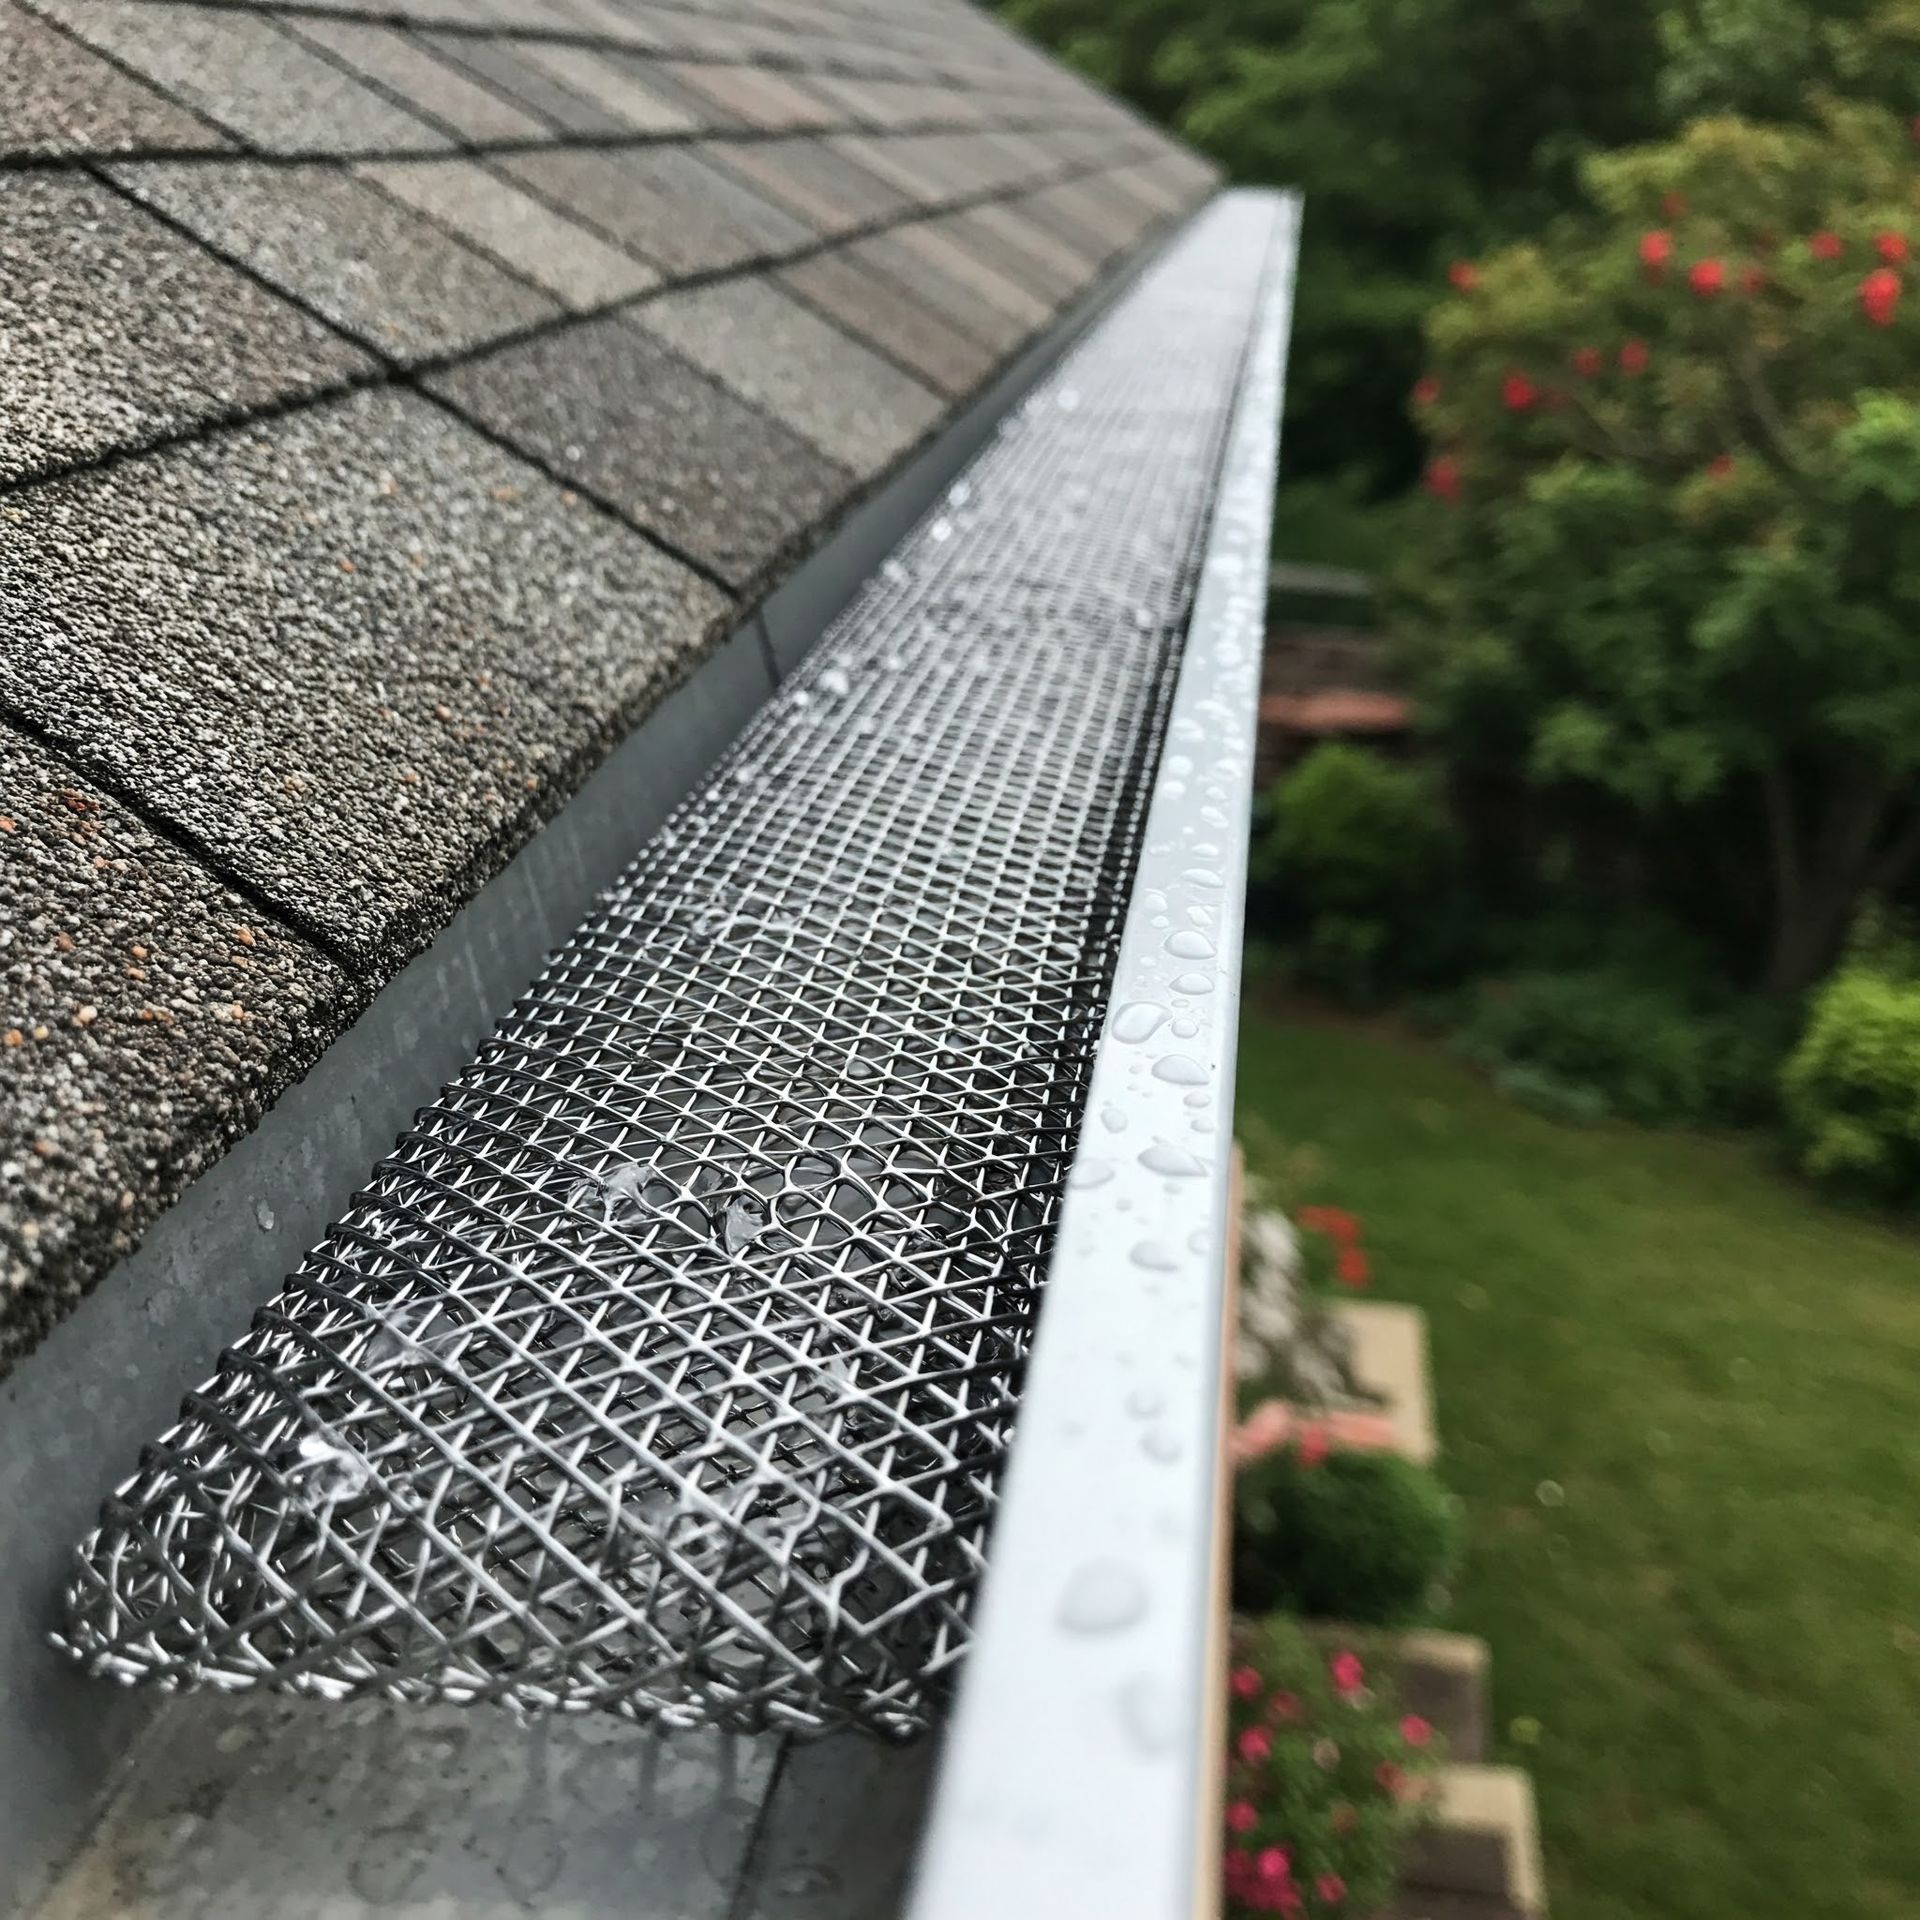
[[1234, 1001, 1920, 1920]]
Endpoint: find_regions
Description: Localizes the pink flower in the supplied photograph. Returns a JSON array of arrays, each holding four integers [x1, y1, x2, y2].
[[1330, 1650, 1366, 1695], [1688, 257, 1725, 297], [1335, 1246, 1371, 1289], [1422, 455, 1463, 506], [1295, 1205, 1358, 1241], [1412, 375, 1442, 407], [1570, 346, 1603, 377], [1739, 264, 1767, 295], [1661, 190, 1687, 218], [1447, 260, 1478, 292], [1227, 1798, 1258, 1834], [1619, 338, 1649, 374], [1400, 1713, 1434, 1747], [1706, 453, 1736, 481], [1638, 229, 1672, 276], [1316, 1874, 1348, 1904], [1232, 1664, 1264, 1700], [1501, 371, 1537, 413], [1809, 230, 1844, 262], [1376, 1760, 1407, 1797], [1256, 1846, 1292, 1881], [1268, 1688, 1303, 1723], [1877, 231, 1909, 264], [1296, 1423, 1330, 1469], [1238, 1726, 1273, 1764]]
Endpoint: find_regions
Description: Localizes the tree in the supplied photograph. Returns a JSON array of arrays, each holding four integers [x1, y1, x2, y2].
[[1399, 107, 1920, 992], [997, 0, 1668, 499]]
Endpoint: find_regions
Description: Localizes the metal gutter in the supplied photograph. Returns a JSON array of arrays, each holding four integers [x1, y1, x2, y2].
[[907, 187, 1300, 1920]]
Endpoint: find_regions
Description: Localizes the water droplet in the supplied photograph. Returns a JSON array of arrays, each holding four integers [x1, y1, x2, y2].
[[1141, 1426, 1182, 1463], [1130, 1240, 1177, 1271], [775, 1865, 838, 1896], [723, 1198, 767, 1252], [1171, 1016, 1200, 1039], [1181, 868, 1223, 888], [1140, 1142, 1206, 1178], [1151, 1054, 1207, 1087], [1172, 971, 1212, 994], [1536, 1479, 1566, 1508], [1126, 1385, 1163, 1418], [254, 1200, 275, 1232], [1058, 1559, 1146, 1634], [292, 1433, 372, 1512], [1068, 1157, 1115, 1189], [1117, 1675, 1182, 1756], [1112, 1002, 1168, 1043], [1165, 930, 1215, 960], [1183, 1089, 1208, 1109], [946, 479, 973, 507], [1057, 388, 1081, 412], [1100, 1105, 1127, 1134], [929, 517, 954, 542], [788, 688, 814, 711], [817, 664, 851, 699], [881, 559, 908, 586]]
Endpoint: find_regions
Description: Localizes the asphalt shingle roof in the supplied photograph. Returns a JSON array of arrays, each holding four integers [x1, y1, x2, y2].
[[0, 0, 1217, 1369]]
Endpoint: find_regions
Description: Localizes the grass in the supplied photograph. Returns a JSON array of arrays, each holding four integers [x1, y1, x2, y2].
[[1234, 998, 1920, 1920]]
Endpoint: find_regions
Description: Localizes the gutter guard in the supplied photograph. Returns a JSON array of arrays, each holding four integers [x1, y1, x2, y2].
[[55, 191, 1297, 1759]]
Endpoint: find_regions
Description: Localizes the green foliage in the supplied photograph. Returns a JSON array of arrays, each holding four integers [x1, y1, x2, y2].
[[1234, 1445, 1462, 1624], [997, 0, 1669, 494], [1223, 1615, 1440, 1918], [1448, 967, 1795, 1126], [1253, 744, 1460, 1000], [1783, 920, 1920, 1194], [1401, 106, 1920, 989]]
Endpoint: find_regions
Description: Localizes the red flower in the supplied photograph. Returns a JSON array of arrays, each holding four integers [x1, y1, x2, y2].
[[1423, 455, 1463, 505], [1316, 1875, 1348, 1904], [1638, 229, 1673, 276], [1661, 189, 1687, 218], [1706, 453, 1736, 480], [1226, 1799, 1258, 1834], [1296, 1423, 1329, 1469], [1238, 1726, 1273, 1765], [1861, 267, 1901, 326], [1256, 1847, 1292, 1881], [1412, 374, 1442, 407], [1401, 1713, 1434, 1747], [1295, 1205, 1358, 1241], [1688, 257, 1725, 297], [1619, 338, 1649, 374], [1336, 1246, 1372, 1289], [1571, 345, 1603, 377], [1447, 260, 1478, 291], [1809, 230, 1844, 261], [1330, 1650, 1365, 1695], [1232, 1664, 1263, 1700], [1739, 264, 1767, 295], [1376, 1760, 1407, 1796], [1268, 1689, 1303, 1724], [1878, 231, 1909, 264], [1501, 371, 1537, 412]]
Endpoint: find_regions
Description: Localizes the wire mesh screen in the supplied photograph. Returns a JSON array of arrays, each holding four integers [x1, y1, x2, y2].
[[59, 195, 1280, 1740]]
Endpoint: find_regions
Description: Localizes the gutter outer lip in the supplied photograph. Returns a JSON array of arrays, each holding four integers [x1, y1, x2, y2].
[[906, 185, 1302, 1920]]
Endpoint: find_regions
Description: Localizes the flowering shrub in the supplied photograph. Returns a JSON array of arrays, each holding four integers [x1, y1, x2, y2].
[[1403, 106, 1920, 994], [1235, 1442, 1461, 1624], [1222, 1615, 1442, 1917]]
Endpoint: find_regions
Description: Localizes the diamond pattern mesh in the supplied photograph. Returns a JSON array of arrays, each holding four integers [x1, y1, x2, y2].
[[58, 197, 1278, 1740]]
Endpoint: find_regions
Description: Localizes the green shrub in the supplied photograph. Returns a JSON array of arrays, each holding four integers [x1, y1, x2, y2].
[[1449, 967, 1792, 1128], [1783, 958, 1920, 1201], [1223, 1614, 1441, 1919], [1251, 744, 1460, 1001], [1233, 1446, 1461, 1625]]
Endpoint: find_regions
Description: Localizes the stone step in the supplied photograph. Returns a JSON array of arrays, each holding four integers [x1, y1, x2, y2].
[[1332, 1299, 1436, 1467], [1302, 1625, 1488, 1762], [1401, 1765, 1546, 1917]]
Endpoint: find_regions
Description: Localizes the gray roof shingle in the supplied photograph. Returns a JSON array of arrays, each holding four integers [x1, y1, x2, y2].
[[0, 0, 1218, 1365], [0, 173, 371, 487]]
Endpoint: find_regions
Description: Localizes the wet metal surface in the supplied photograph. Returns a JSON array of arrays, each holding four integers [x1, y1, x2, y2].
[[59, 193, 1278, 1746]]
